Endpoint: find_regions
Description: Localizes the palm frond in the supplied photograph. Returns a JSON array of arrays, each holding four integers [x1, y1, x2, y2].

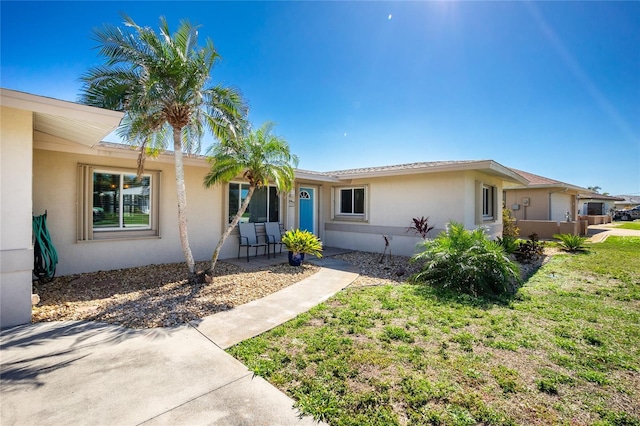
[[204, 121, 297, 192], [203, 156, 244, 188]]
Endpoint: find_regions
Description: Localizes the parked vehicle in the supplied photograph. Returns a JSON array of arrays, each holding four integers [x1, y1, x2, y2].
[[613, 206, 640, 221]]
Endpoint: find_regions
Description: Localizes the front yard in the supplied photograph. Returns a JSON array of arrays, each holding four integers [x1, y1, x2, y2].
[[229, 237, 640, 425], [614, 222, 640, 231]]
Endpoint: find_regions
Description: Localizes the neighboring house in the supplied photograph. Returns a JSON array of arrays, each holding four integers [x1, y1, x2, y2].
[[577, 193, 625, 217], [504, 168, 590, 238], [0, 89, 527, 328], [613, 195, 640, 210]]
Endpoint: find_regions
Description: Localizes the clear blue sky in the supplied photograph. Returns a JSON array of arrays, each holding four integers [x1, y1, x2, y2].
[[2, 1, 639, 196]]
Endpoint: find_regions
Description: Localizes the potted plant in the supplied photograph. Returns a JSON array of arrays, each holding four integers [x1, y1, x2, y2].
[[281, 229, 323, 266]]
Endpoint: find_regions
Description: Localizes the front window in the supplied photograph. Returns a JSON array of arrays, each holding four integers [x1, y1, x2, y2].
[[93, 172, 151, 230], [77, 164, 159, 241], [228, 183, 279, 223], [339, 187, 365, 214], [333, 186, 367, 221], [482, 184, 494, 220]]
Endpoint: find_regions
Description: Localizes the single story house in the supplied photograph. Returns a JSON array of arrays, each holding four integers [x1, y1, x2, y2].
[[1, 89, 527, 328], [504, 168, 591, 238], [613, 195, 640, 210], [577, 193, 625, 224]]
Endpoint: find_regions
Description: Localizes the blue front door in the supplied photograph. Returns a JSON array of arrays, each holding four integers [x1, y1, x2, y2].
[[299, 187, 314, 234]]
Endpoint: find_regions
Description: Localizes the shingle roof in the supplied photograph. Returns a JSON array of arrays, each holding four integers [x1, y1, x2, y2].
[[614, 195, 640, 205], [509, 168, 562, 186], [508, 168, 588, 191], [327, 160, 481, 176]]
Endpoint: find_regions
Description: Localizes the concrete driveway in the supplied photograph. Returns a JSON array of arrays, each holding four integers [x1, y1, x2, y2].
[[1, 258, 358, 425]]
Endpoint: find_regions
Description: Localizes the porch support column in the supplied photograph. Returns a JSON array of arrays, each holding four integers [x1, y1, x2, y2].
[[1, 107, 34, 328]]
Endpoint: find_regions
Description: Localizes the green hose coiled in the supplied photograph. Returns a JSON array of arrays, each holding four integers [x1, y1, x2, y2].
[[33, 211, 58, 282]]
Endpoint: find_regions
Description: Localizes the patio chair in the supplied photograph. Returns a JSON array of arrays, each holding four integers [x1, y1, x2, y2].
[[265, 222, 285, 258], [238, 222, 268, 262]]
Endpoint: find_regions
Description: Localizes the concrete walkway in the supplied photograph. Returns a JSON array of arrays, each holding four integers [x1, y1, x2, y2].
[[587, 223, 640, 243], [0, 258, 359, 426]]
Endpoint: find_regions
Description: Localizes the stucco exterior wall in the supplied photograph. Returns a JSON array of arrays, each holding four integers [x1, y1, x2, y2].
[[319, 170, 504, 257], [516, 219, 586, 239], [32, 141, 238, 276], [1, 106, 34, 328], [504, 188, 549, 221], [505, 188, 578, 222]]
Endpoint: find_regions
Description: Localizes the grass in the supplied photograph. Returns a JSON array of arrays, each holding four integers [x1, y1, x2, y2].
[[614, 222, 640, 231], [228, 237, 640, 425]]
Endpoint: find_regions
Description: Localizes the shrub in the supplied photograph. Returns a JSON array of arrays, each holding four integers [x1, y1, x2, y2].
[[502, 208, 519, 238], [410, 222, 520, 296], [497, 235, 519, 254], [553, 233, 588, 253], [282, 229, 323, 257], [407, 216, 435, 239], [515, 233, 545, 263]]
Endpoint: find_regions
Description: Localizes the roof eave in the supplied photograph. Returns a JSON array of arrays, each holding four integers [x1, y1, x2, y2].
[[504, 183, 589, 192], [334, 160, 529, 184], [294, 170, 340, 183], [1, 88, 123, 147]]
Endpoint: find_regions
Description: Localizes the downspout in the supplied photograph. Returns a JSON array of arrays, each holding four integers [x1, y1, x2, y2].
[[548, 188, 568, 221]]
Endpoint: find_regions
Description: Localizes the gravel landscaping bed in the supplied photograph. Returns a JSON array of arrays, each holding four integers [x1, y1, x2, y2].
[[33, 261, 318, 328], [338, 252, 422, 287], [337, 248, 552, 288], [32, 249, 552, 329]]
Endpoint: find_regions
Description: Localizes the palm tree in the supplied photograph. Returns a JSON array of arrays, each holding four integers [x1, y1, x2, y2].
[[79, 15, 247, 279], [204, 122, 299, 273]]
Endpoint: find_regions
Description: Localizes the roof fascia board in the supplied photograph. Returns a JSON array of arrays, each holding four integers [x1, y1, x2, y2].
[[332, 162, 479, 179], [37, 138, 346, 178], [294, 170, 340, 183], [332, 160, 528, 184], [35, 135, 211, 168], [483, 161, 530, 184], [1, 88, 123, 125], [504, 183, 589, 192], [504, 183, 584, 193], [578, 194, 625, 201]]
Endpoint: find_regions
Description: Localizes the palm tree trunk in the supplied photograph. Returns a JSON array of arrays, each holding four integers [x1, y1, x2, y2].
[[173, 127, 196, 277], [209, 185, 255, 274]]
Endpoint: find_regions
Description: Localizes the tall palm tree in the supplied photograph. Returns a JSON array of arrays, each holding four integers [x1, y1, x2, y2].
[[79, 15, 247, 279], [204, 122, 298, 273]]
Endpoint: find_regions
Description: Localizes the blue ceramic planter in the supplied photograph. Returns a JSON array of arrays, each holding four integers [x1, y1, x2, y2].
[[288, 251, 305, 266]]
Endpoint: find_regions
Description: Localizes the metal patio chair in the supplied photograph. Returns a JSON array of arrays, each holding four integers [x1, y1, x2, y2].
[[265, 222, 285, 258], [238, 222, 268, 262]]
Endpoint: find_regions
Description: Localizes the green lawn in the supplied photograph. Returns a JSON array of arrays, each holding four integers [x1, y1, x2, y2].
[[228, 237, 640, 425], [614, 222, 640, 231]]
